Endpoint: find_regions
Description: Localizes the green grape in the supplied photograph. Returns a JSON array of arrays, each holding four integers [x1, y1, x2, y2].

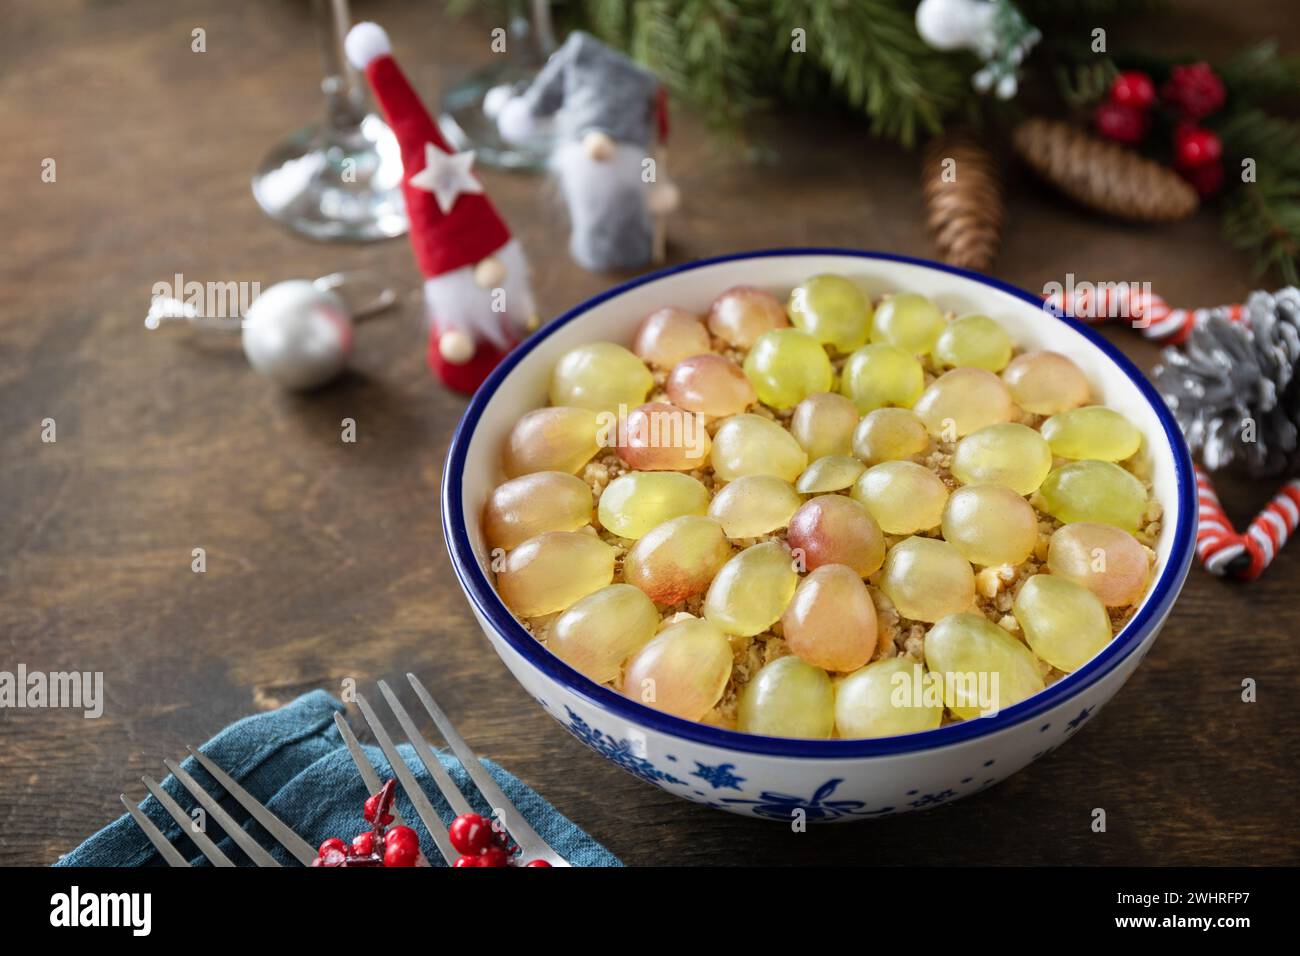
[[623, 515, 732, 605], [933, 313, 1014, 371], [879, 536, 975, 623], [622, 617, 733, 720], [632, 307, 711, 369], [923, 612, 1046, 719], [839, 343, 925, 412], [870, 292, 945, 354], [852, 407, 929, 465], [742, 328, 834, 409], [1013, 574, 1112, 672], [912, 366, 1015, 439], [1041, 406, 1142, 461], [484, 471, 593, 550], [781, 564, 878, 672], [791, 391, 860, 460], [597, 471, 709, 539], [851, 460, 949, 535], [549, 342, 653, 413], [1002, 350, 1090, 415], [1047, 522, 1149, 607], [1038, 460, 1147, 532], [666, 354, 756, 417], [497, 531, 615, 618], [616, 401, 712, 472], [787, 495, 886, 577], [940, 483, 1038, 567], [703, 540, 799, 636], [787, 274, 873, 352], [503, 406, 602, 477], [834, 657, 944, 738], [707, 286, 790, 348], [549, 584, 660, 683], [951, 422, 1053, 495], [711, 413, 808, 482], [737, 656, 835, 738], [707, 475, 803, 538], [796, 455, 866, 493]]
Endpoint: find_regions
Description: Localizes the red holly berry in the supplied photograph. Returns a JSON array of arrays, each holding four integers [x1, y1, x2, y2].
[[525, 859, 553, 867], [1181, 159, 1224, 199], [477, 847, 511, 868], [453, 855, 482, 867], [315, 846, 347, 867], [383, 826, 420, 867], [448, 812, 495, 856], [1173, 126, 1223, 169], [318, 837, 347, 857], [1094, 101, 1148, 145], [1163, 62, 1226, 121], [363, 792, 394, 827], [1109, 71, 1156, 110], [349, 831, 376, 856]]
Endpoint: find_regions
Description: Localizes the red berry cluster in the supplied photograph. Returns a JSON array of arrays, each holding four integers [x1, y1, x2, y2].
[[312, 778, 421, 867], [448, 812, 551, 867], [1093, 63, 1227, 198]]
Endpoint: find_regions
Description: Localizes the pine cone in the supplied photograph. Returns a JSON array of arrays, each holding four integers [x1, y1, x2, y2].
[[921, 133, 1003, 272], [1012, 118, 1198, 222]]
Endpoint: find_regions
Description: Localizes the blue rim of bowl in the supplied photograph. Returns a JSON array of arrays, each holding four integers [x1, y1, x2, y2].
[[443, 248, 1197, 758]]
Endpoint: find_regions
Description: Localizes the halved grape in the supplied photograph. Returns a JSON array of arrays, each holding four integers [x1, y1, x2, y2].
[[839, 343, 925, 412], [835, 657, 944, 738], [787, 274, 873, 352], [786, 495, 886, 577], [549, 342, 653, 413], [711, 413, 808, 482], [951, 422, 1053, 495], [737, 656, 834, 739], [597, 471, 710, 539], [912, 366, 1015, 438], [940, 483, 1038, 567], [622, 617, 733, 720], [707, 475, 803, 538], [703, 540, 799, 636], [879, 536, 975, 623], [616, 402, 712, 471], [484, 471, 593, 549], [1013, 574, 1111, 671], [503, 406, 602, 477], [666, 353, 756, 417], [632, 307, 711, 369], [851, 460, 950, 535], [1038, 460, 1147, 532], [1047, 522, 1149, 607], [791, 392, 860, 460], [870, 293, 945, 354], [1002, 350, 1090, 415], [796, 455, 866, 493], [624, 515, 732, 605], [742, 328, 834, 409], [781, 564, 877, 672], [933, 313, 1013, 371], [707, 286, 790, 348], [549, 584, 660, 683], [923, 612, 1046, 719], [1041, 406, 1142, 461], [852, 407, 929, 465], [497, 531, 615, 618]]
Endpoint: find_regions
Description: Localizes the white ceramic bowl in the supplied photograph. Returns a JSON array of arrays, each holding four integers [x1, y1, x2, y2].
[[443, 249, 1196, 821]]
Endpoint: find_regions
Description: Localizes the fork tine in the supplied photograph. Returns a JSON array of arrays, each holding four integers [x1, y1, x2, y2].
[[353, 692, 457, 865], [185, 747, 316, 865], [333, 712, 411, 829], [376, 680, 473, 818], [141, 775, 235, 867], [406, 673, 569, 866], [164, 759, 281, 867], [120, 794, 191, 867]]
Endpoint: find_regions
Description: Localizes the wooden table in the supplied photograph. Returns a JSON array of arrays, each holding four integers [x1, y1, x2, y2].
[[2, 0, 1296, 867]]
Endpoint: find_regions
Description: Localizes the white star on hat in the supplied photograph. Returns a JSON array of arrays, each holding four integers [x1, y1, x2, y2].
[[407, 143, 483, 214]]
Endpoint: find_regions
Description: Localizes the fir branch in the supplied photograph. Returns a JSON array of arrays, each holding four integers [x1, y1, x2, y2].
[[1222, 173, 1300, 286], [1219, 41, 1300, 105]]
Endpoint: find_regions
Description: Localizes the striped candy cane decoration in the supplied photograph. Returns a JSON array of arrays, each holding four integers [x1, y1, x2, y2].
[[1045, 286, 1245, 344]]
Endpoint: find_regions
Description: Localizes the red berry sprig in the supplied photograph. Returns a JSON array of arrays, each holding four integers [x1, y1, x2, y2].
[[447, 812, 550, 867], [311, 778, 420, 867], [1163, 61, 1227, 121]]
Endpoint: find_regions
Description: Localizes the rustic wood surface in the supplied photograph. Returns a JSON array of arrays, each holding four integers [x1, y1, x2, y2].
[[2, 0, 1297, 867]]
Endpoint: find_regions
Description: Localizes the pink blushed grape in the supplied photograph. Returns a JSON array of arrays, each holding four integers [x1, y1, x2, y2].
[[781, 564, 878, 672], [707, 286, 789, 348], [1002, 350, 1090, 415], [615, 402, 712, 471], [786, 495, 886, 577], [623, 515, 732, 605], [666, 353, 756, 417], [632, 307, 711, 368], [622, 617, 732, 720], [484, 471, 593, 549], [1048, 522, 1150, 606]]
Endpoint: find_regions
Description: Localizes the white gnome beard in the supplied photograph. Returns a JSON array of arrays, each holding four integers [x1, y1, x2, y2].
[[421, 239, 535, 351], [550, 139, 653, 272]]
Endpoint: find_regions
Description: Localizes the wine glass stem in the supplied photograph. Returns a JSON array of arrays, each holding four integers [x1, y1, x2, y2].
[[316, 0, 365, 130]]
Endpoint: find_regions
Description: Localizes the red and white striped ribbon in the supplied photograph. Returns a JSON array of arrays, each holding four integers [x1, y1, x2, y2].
[[1045, 286, 1245, 345]]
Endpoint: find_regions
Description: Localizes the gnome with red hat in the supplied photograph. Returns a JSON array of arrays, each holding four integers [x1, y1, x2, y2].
[[345, 22, 537, 394]]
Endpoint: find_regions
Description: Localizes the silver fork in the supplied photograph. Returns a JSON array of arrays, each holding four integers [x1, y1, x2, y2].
[[342, 673, 570, 867]]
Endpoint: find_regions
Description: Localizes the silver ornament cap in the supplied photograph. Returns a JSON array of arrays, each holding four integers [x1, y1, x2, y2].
[[241, 280, 353, 390]]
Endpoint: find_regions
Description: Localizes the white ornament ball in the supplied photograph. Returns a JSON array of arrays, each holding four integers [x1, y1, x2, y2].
[[496, 96, 539, 144], [915, 0, 996, 51], [241, 280, 352, 390]]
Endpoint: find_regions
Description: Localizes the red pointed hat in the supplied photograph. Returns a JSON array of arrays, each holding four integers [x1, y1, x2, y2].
[[345, 22, 511, 277]]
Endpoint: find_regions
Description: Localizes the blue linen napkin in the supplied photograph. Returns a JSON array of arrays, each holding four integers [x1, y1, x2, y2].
[[56, 690, 620, 867]]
